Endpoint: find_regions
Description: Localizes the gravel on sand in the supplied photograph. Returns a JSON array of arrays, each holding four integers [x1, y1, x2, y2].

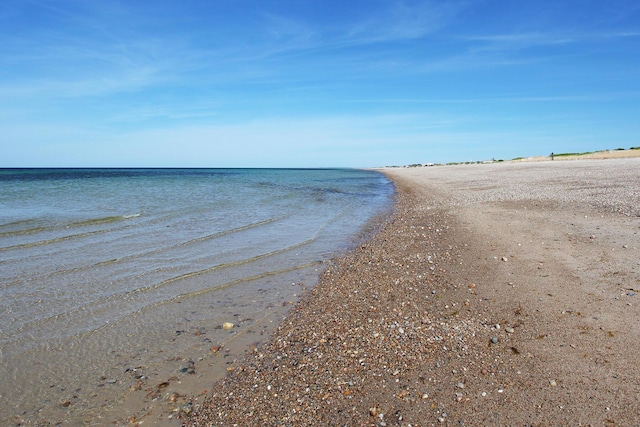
[[186, 158, 640, 426]]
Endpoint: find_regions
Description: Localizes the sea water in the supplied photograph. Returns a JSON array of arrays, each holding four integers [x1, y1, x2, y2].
[[0, 168, 394, 424]]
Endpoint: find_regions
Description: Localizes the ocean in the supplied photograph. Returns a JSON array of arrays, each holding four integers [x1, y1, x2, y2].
[[0, 168, 394, 425]]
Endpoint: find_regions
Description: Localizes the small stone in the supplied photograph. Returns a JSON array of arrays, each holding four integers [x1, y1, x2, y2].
[[505, 327, 515, 334], [491, 337, 499, 344], [180, 403, 193, 416], [549, 379, 557, 387], [501, 256, 508, 262], [60, 400, 71, 407], [456, 382, 465, 389], [222, 322, 234, 330]]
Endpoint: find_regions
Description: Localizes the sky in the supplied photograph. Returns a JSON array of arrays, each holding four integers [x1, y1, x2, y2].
[[1, 0, 639, 167]]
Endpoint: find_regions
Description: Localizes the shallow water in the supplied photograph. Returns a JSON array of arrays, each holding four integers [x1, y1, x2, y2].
[[0, 168, 393, 425]]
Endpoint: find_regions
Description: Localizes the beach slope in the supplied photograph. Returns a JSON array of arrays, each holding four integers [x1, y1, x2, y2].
[[188, 158, 640, 426]]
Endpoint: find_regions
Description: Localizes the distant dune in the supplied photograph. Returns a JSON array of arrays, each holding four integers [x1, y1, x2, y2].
[[512, 147, 640, 162]]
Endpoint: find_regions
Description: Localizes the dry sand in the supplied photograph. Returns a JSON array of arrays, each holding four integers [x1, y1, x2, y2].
[[514, 148, 640, 162], [185, 157, 640, 426]]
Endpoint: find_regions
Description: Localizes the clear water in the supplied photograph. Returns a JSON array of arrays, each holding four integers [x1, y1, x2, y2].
[[0, 168, 394, 424]]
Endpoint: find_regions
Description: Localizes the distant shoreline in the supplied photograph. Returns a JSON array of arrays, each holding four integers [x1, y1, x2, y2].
[[385, 146, 640, 168]]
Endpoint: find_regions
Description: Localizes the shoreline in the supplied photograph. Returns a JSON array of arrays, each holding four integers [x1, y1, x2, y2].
[[1, 169, 393, 426], [186, 157, 639, 426]]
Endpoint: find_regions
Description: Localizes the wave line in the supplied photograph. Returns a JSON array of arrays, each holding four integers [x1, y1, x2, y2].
[[7, 237, 317, 339]]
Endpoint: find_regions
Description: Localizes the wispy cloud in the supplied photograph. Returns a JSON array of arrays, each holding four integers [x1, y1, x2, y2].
[[464, 30, 640, 53], [342, 0, 463, 44], [343, 91, 640, 106]]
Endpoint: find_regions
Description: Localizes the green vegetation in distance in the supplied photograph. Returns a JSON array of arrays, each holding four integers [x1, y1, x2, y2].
[[553, 151, 596, 157]]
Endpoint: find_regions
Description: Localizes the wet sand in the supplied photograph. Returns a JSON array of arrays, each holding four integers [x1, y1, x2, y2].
[[186, 158, 640, 426]]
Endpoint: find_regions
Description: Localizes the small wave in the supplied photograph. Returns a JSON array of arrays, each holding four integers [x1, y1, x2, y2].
[[0, 225, 49, 238], [0, 218, 40, 229], [7, 236, 319, 340], [0, 229, 108, 252], [69, 214, 142, 227], [125, 260, 323, 317], [177, 216, 285, 248], [0, 216, 287, 288], [0, 214, 142, 239], [128, 235, 317, 295]]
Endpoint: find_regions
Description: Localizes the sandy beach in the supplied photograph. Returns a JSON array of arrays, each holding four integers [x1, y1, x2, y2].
[[186, 157, 640, 426]]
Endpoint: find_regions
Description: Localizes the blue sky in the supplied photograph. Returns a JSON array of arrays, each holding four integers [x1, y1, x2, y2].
[[2, 0, 639, 167]]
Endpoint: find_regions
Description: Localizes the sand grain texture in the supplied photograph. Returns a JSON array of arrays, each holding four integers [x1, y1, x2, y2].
[[187, 158, 640, 426]]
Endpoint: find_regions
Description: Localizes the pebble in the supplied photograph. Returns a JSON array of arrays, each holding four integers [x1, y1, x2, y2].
[[180, 402, 193, 416], [222, 322, 234, 330], [549, 379, 557, 387], [491, 337, 499, 344], [505, 326, 515, 334]]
